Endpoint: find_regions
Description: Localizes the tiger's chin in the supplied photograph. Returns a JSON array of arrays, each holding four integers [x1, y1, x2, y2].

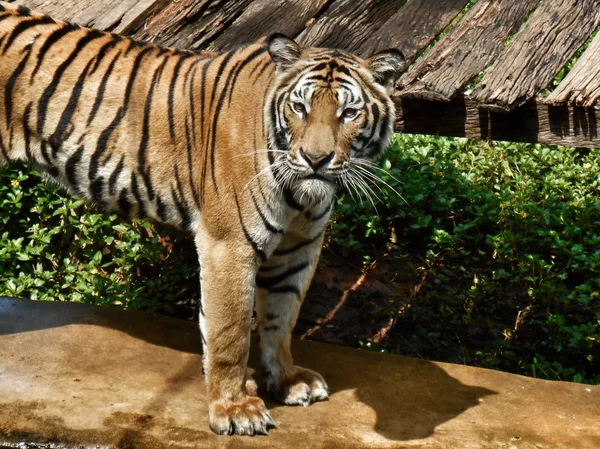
[[293, 176, 337, 206]]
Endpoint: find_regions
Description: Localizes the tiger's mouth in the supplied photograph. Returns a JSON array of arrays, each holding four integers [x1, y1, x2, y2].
[[302, 173, 330, 181]]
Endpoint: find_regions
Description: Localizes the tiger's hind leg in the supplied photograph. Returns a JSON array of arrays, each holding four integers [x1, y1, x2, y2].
[[255, 236, 329, 406]]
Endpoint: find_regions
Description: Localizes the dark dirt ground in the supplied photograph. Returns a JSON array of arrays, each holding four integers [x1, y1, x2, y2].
[[292, 249, 414, 350]]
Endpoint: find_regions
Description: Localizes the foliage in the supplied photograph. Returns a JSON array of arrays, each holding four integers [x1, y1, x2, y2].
[[328, 135, 600, 385], [0, 165, 199, 314], [1, 135, 599, 385]]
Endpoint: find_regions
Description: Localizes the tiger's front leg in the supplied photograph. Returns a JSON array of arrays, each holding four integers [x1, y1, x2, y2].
[[255, 233, 329, 406], [195, 231, 275, 435]]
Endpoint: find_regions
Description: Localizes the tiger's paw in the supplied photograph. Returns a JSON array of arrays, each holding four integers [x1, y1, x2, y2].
[[209, 396, 276, 436], [269, 366, 329, 407]]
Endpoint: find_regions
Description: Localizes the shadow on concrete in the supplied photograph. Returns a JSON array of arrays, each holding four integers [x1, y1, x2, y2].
[[0, 297, 495, 443], [0, 296, 201, 354], [278, 339, 496, 442]]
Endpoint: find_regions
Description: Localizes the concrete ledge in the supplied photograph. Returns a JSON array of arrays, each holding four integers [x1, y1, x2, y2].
[[0, 297, 598, 448]]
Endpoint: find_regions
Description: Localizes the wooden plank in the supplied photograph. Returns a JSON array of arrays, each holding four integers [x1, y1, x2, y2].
[[543, 32, 600, 107], [471, 0, 600, 112], [394, 94, 600, 148], [295, 0, 406, 53], [16, 0, 168, 33], [210, 0, 331, 51], [398, 0, 538, 102], [357, 0, 469, 62], [132, 0, 253, 50]]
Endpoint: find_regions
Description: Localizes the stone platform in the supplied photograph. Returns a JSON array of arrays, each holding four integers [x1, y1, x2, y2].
[[0, 297, 598, 448]]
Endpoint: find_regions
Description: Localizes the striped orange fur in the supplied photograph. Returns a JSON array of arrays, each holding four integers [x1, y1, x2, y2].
[[0, 2, 405, 435]]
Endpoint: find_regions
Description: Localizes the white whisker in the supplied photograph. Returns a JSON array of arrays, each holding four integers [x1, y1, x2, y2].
[[350, 162, 409, 206]]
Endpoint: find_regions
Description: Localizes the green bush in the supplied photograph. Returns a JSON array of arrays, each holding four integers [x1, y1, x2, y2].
[[1, 135, 598, 385], [329, 135, 600, 385], [0, 164, 199, 314]]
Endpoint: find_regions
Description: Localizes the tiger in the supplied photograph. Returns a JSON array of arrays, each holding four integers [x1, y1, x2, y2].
[[0, 1, 405, 436]]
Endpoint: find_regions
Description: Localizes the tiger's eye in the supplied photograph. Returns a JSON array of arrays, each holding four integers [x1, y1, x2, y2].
[[341, 108, 360, 121], [291, 101, 306, 116]]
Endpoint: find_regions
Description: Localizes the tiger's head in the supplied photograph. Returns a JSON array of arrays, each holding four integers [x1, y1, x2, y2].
[[264, 34, 405, 203]]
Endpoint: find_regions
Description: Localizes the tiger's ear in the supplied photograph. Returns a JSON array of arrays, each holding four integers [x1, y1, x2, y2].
[[267, 33, 301, 72], [366, 49, 406, 94]]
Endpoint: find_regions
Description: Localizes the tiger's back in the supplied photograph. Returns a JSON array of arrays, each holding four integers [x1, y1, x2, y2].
[[0, 1, 273, 232]]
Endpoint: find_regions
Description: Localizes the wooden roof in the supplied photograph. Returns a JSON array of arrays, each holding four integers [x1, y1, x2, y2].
[[14, 0, 600, 148]]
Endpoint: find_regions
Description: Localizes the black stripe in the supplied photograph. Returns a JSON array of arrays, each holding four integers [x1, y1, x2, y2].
[[2, 15, 55, 56], [118, 188, 131, 217], [265, 313, 277, 320], [5, 45, 32, 127], [173, 166, 192, 229], [256, 262, 308, 290], [37, 29, 105, 136], [250, 59, 270, 80], [234, 192, 266, 262], [283, 188, 303, 211], [362, 103, 380, 154], [89, 106, 121, 181], [130, 173, 146, 218], [335, 64, 351, 76], [138, 57, 169, 202], [39, 141, 52, 165], [258, 264, 283, 273], [90, 177, 104, 202], [30, 23, 80, 81], [273, 231, 324, 256], [252, 126, 276, 214], [16, 5, 31, 16], [167, 55, 186, 143], [65, 146, 85, 190], [89, 47, 153, 181], [268, 285, 301, 296], [111, 44, 154, 118], [227, 47, 267, 106], [186, 58, 202, 146], [156, 195, 168, 222], [208, 53, 240, 191], [311, 201, 333, 221], [199, 59, 212, 198], [184, 117, 201, 210], [250, 192, 283, 234], [89, 35, 121, 74], [305, 74, 327, 82], [333, 77, 354, 87], [263, 325, 279, 332], [87, 50, 121, 126], [22, 103, 32, 160], [48, 58, 96, 158], [0, 135, 10, 161], [108, 156, 125, 196], [209, 51, 236, 111]]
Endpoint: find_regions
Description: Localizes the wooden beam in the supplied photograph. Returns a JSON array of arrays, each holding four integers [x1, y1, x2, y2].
[[471, 0, 600, 112], [544, 32, 600, 107], [357, 0, 469, 62], [296, 0, 406, 53], [132, 0, 254, 50], [394, 94, 600, 148], [16, 0, 169, 33], [398, 0, 538, 102], [211, 0, 331, 51]]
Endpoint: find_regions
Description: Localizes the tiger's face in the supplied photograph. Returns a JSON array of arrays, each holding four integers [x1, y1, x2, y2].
[[265, 34, 405, 202]]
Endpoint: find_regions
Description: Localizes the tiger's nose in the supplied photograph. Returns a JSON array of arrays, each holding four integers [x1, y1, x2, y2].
[[299, 148, 335, 171]]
